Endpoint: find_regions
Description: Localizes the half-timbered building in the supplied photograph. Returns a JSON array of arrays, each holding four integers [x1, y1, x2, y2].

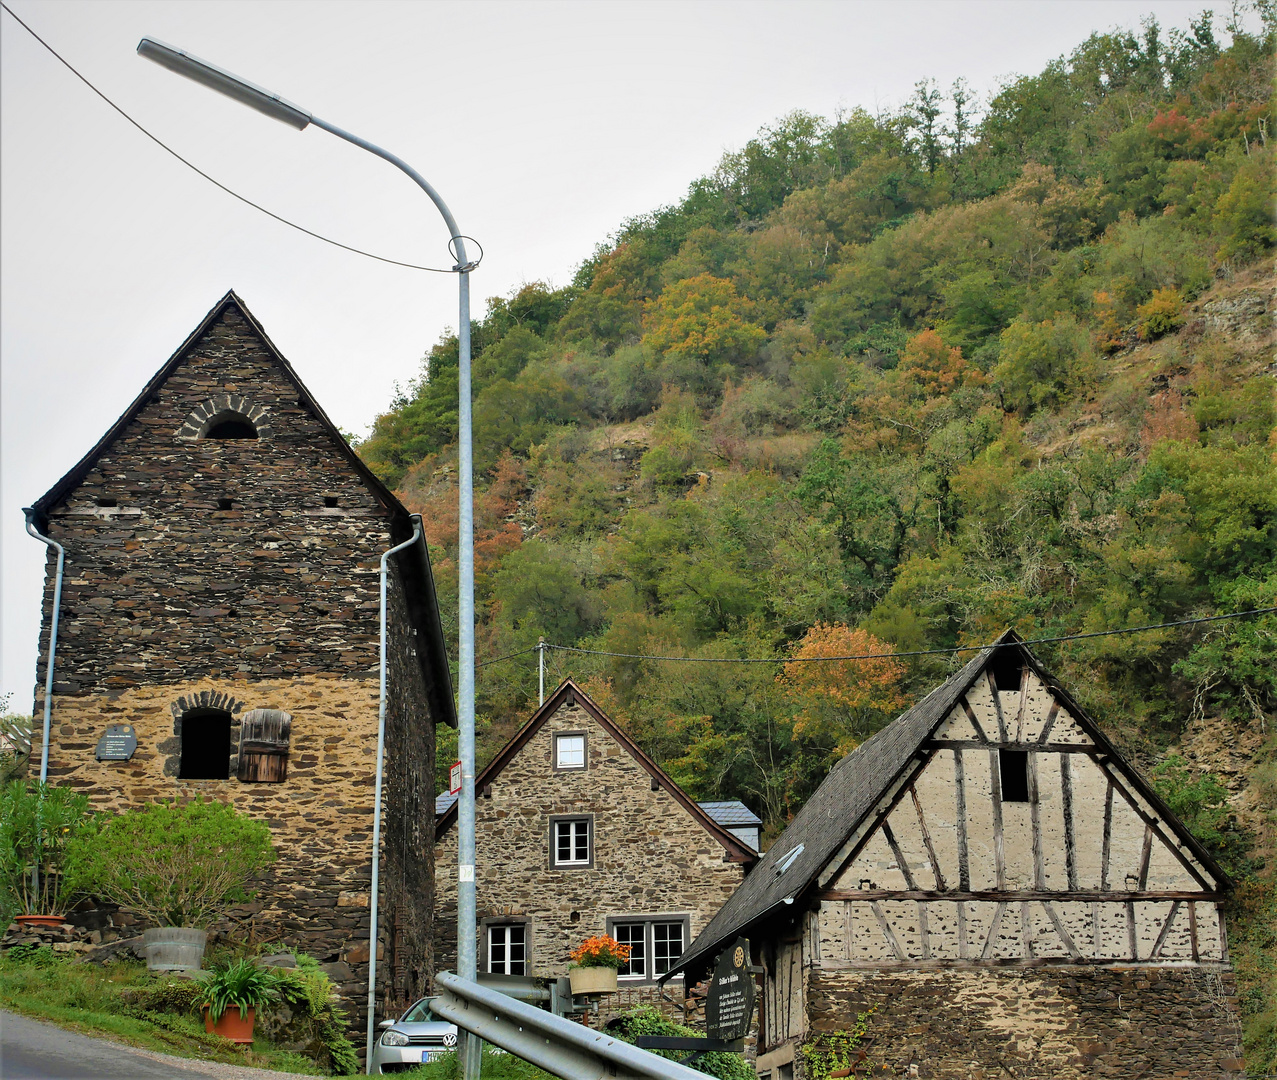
[[667, 631, 1242, 1078]]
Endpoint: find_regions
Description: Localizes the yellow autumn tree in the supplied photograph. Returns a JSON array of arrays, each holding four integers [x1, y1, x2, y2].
[[780, 624, 908, 758], [641, 274, 767, 365]]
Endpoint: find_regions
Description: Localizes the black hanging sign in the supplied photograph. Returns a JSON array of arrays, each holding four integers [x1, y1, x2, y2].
[[705, 936, 755, 1041], [95, 724, 138, 762]]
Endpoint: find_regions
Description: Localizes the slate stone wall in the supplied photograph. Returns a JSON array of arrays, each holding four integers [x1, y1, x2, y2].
[[803, 966, 1244, 1078], [434, 697, 748, 1001], [33, 306, 393, 695], [29, 302, 439, 1046]]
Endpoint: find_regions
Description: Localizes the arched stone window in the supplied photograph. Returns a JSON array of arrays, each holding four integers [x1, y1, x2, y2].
[[179, 395, 273, 441], [164, 691, 242, 779]]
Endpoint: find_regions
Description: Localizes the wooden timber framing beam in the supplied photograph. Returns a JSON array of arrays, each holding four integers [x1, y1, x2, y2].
[[909, 785, 947, 891], [818, 889, 1223, 902], [989, 747, 1006, 889], [960, 699, 991, 743], [952, 747, 971, 891], [987, 671, 1008, 741], [1036, 700, 1061, 744], [817, 752, 935, 891]]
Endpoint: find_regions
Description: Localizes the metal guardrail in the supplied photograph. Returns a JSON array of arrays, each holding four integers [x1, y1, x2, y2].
[[430, 972, 716, 1080]]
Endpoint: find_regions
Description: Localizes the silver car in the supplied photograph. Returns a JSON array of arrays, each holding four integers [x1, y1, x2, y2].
[[371, 998, 459, 1075]]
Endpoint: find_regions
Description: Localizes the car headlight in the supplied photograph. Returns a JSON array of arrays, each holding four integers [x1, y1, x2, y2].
[[381, 1030, 410, 1047]]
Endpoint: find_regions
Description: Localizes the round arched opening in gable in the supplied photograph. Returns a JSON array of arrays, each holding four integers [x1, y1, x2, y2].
[[201, 410, 259, 440]]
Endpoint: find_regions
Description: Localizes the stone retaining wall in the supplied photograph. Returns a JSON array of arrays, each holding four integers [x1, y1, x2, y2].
[[805, 966, 1244, 1078]]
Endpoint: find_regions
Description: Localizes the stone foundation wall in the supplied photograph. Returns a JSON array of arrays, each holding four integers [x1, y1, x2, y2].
[[803, 965, 1243, 1078], [39, 676, 381, 1016]]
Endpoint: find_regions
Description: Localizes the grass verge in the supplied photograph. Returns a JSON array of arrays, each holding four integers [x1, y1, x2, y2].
[[0, 946, 321, 1074]]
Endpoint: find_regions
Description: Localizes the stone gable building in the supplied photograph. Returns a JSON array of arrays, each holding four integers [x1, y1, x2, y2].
[[668, 631, 1243, 1079], [434, 679, 757, 1007], [25, 291, 454, 1030]]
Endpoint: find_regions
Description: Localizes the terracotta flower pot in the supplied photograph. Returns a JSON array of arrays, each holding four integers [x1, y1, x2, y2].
[[569, 966, 618, 996], [204, 1004, 256, 1044], [14, 914, 65, 930]]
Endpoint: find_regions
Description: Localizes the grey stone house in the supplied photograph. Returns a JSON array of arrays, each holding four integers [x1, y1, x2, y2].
[[667, 631, 1242, 1079], [434, 679, 758, 1005], [26, 290, 455, 1036]]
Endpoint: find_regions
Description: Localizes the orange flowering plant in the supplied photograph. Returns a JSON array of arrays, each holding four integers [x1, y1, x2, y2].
[[569, 935, 631, 970]]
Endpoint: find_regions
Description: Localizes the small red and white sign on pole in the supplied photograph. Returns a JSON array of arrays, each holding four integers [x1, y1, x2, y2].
[[449, 760, 462, 796]]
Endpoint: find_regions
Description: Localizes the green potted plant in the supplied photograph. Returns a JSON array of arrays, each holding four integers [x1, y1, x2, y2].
[[0, 780, 91, 928], [203, 957, 280, 1044], [63, 796, 274, 970], [568, 934, 630, 996]]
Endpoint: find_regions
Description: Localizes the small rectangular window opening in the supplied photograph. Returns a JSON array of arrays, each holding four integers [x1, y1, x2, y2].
[[179, 708, 232, 780], [999, 749, 1031, 802], [323, 495, 339, 508], [555, 733, 586, 770], [553, 818, 591, 866], [989, 648, 1024, 692], [217, 498, 233, 510], [488, 924, 526, 975], [96, 497, 117, 507]]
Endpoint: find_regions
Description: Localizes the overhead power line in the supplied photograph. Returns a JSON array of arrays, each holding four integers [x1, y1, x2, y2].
[[495, 606, 1276, 667], [0, 1, 477, 274]]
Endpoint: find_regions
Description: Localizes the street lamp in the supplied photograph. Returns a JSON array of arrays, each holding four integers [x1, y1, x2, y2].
[[136, 38, 480, 1077]]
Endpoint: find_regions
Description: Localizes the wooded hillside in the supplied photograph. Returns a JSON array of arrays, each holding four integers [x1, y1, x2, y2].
[[359, 9, 1275, 1060]]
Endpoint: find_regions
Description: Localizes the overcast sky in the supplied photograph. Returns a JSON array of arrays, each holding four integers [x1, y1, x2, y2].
[[0, 0, 1238, 707]]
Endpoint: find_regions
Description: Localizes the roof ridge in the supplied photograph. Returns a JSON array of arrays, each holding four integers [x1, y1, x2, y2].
[[435, 679, 757, 863]]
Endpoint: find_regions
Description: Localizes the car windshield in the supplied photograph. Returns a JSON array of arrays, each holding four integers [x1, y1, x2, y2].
[[401, 1000, 436, 1023]]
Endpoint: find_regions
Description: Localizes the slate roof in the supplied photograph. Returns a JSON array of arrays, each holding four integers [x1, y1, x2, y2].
[[434, 679, 758, 866], [698, 801, 763, 828], [665, 629, 1231, 983], [26, 290, 456, 729]]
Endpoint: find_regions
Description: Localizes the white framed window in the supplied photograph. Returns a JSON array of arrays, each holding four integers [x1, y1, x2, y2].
[[555, 732, 586, 771], [607, 916, 688, 982], [550, 816, 592, 868], [487, 923, 526, 975]]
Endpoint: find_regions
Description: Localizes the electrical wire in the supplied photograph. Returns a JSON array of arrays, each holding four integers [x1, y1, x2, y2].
[[0, 1, 480, 274], [474, 646, 540, 670], [532, 606, 1277, 666]]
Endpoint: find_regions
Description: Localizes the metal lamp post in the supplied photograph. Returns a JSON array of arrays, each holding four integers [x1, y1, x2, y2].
[[136, 39, 480, 1077]]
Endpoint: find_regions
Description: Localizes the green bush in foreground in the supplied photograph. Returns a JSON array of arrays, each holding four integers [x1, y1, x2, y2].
[[608, 1006, 754, 1080], [62, 797, 274, 928]]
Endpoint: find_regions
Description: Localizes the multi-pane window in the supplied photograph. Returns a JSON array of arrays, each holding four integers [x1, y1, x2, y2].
[[488, 924, 526, 975], [555, 733, 586, 770], [552, 817, 591, 867], [614, 923, 646, 978], [608, 917, 687, 982]]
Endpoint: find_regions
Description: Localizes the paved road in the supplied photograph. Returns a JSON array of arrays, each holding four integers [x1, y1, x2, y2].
[[0, 1011, 293, 1080]]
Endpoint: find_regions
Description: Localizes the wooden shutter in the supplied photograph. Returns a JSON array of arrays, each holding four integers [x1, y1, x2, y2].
[[237, 709, 292, 782]]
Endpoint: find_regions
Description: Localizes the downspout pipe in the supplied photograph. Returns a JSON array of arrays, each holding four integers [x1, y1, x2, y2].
[[23, 507, 66, 903], [367, 513, 424, 1072], [22, 509, 64, 784]]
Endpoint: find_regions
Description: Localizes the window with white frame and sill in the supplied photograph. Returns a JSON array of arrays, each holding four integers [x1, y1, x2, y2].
[[550, 816, 592, 868], [554, 732, 586, 771], [607, 916, 689, 983], [487, 924, 526, 975]]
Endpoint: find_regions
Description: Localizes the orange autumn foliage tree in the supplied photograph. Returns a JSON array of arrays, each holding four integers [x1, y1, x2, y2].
[[896, 329, 986, 398], [780, 624, 908, 759]]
